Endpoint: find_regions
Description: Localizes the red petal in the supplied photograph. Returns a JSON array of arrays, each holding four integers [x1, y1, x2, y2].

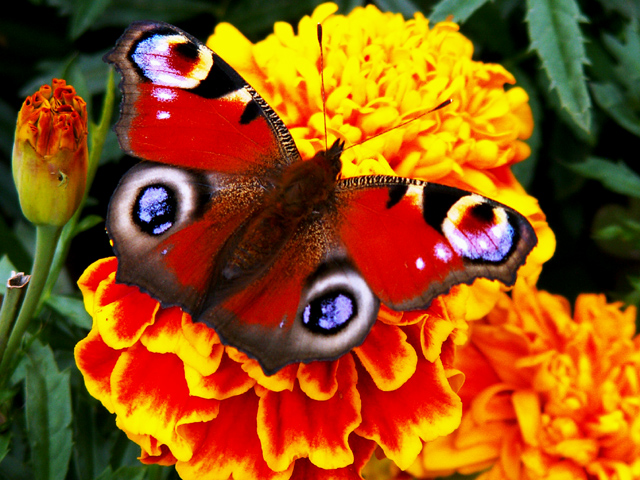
[[177, 392, 293, 480], [77, 257, 118, 316], [356, 326, 462, 470], [142, 307, 224, 376], [297, 360, 339, 400], [257, 354, 361, 471], [185, 352, 256, 400], [289, 434, 377, 480], [74, 328, 120, 412], [111, 344, 219, 461], [353, 321, 417, 391], [94, 277, 159, 349]]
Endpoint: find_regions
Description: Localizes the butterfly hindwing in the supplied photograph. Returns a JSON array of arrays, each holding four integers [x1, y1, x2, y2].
[[107, 162, 266, 313], [104, 21, 300, 175], [335, 176, 537, 310]]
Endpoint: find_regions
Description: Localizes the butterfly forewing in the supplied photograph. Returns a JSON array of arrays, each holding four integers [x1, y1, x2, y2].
[[104, 21, 300, 175]]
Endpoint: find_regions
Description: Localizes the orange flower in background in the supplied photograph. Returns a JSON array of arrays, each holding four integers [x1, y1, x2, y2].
[[76, 3, 554, 479], [12, 79, 88, 226], [411, 279, 640, 480]]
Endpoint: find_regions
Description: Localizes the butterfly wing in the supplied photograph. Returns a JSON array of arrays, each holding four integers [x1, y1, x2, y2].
[[197, 220, 379, 375], [335, 176, 537, 310], [105, 21, 301, 314], [104, 21, 300, 175]]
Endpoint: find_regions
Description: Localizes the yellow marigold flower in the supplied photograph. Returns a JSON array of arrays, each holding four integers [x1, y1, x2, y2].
[[12, 79, 88, 226], [76, 4, 555, 479], [208, 2, 554, 287], [411, 279, 640, 480]]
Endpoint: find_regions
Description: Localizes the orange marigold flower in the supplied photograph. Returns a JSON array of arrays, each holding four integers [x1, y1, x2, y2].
[[411, 279, 640, 480], [76, 3, 555, 479], [12, 79, 88, 226]]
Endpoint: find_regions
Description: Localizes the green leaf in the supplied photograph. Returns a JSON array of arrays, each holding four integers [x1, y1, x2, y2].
[[429, 0, 491, 23], [525, 0, 592, 133], [0, 434, 11, 463], [44, 295, 92, 329], [602, 19, 640, 98], [223, 0, 318, 39], [73, 214, 104, 237], [69, 0, 112, 39], [566, 157, 640, 198], [95, 465, 147, 480], [25, 340, 73, 480], [373, 0, 419, 17], [591, 82, 640, 137], [592, 204, 640, 259]]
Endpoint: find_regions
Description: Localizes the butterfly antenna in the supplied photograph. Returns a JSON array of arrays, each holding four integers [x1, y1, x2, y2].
[[317, 23, 329, 152], [343, 98, 453, 152]]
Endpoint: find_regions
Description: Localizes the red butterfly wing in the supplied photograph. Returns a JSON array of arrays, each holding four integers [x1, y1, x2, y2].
[[335, 177, 537, 310], [107, 162, 264, 313], [198, 221, 379, 375], [104, 21, 300, 174]]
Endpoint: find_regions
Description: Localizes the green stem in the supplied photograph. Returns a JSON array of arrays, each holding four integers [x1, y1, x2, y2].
[[0, 273, 30, 365], [0, 225, 61, 384]]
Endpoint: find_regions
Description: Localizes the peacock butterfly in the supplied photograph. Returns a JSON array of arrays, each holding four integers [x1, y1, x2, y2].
[[104, 21, 537, 375]]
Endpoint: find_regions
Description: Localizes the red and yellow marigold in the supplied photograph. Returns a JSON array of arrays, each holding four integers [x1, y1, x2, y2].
[[76, 3, 554, 479]]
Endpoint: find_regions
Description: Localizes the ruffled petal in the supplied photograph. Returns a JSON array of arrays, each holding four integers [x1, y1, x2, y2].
[[356, 327, 461, 469], [289, 434, 377, 480], [257, 355, 361, 471], [353, 321, 418, 391], [111, 343, 219, 461], [177, 392, 292, 480], [74, 328, 119, 413]]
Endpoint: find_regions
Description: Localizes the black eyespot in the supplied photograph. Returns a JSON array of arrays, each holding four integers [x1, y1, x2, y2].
[[469, 202, 496, 222], [133, 184, 177, 236], [302, 291, 357, 334]]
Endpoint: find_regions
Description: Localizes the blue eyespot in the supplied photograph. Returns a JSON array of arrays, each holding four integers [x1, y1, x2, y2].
[[134, 184, 177, 236], [303, 291, 356, 334]]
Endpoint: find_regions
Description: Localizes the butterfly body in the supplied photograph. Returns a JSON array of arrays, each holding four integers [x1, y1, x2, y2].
[[105, 21, 538, 375]]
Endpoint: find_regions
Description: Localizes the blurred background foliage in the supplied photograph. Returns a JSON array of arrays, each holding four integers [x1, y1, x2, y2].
[[0, 0, 639, 479]]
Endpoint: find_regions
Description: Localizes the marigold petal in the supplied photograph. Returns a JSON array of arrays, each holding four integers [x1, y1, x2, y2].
[[356, 327, 461, 469], [177, 392, 292, 480], [512, 389, 541, 447], [184, 353, 255, 400], [257, 354, 361, 471], [289, 434, 376, 480], [297, 360, 339, 401], [111, 344, 219, 461], [74, 328, 119, 413], [353, 321, 418, 391], [77, 257, 118, 317], [141, 308, 223, 377], [94, 276, 158, 349]]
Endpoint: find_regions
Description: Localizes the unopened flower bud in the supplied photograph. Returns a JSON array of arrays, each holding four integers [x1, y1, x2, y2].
[[12, 79, 88, 226]]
